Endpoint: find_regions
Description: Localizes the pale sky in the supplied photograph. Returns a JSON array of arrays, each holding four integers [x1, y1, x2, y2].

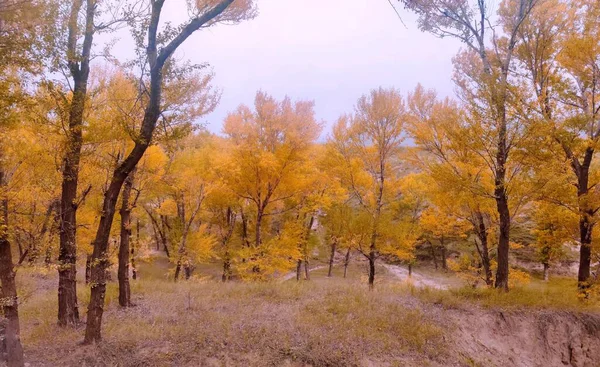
[[110, 0, 463, 137]]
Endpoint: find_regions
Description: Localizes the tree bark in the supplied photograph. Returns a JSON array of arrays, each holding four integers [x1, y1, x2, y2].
[[343, 248, 351, 278], [368, 252, 376, 288], [85, 254, 91, 284], [473, 211, 493, 287], [575, 155, 594, 292], [430, 241, 438, 270], [131, 219, 138, 280], [222, 258, 231, 282], [0, 169, 24, 367], [174, 260, 181, 282], [543, 262, 549, 282], [118, 171, 135, 307], [296, 259, 302, 281], [327, 241, 336, 277], [440, 236, 447, 271], [304, 258, 310, 280], [58, 0, 96, 327]]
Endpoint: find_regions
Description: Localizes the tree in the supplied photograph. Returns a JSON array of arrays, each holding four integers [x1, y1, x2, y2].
[[418, 193, 470, 271], [221, 91, 322, 279], [532, 202, 574, 281], [330, 87, 408, 288], [56, 0, 101, 325], [401, 0, 539, 291], [514, 0, 600, 291], [406, 85, 504, 287], [0, 0, 49, 364], [84, 0, 256, 343]]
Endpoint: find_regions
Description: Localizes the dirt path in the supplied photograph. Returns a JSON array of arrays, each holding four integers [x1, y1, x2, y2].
[[382, 264, 449, 290]]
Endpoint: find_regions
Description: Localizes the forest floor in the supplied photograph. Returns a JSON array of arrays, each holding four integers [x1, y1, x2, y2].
[[12, 260, 600, 367]]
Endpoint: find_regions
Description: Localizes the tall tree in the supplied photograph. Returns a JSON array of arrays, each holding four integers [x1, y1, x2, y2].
[[0, 0, 48, 364], [55, 0, 97, 326], [330, 87, 407, 288], [84, 0, 256, 343], [515, 0, 600, 290], [401, 0, 539, 290]]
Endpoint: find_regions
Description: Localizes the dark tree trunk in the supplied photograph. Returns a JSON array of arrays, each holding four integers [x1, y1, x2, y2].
[[408, 263, 413, 277], [296, 259, 302, 281], [255, 209, 263, 247], [184, 264, 192, 280], [0, 172, 24, 367], [118, 171, 135, 307], [304, 258, 310, 280], [131, 219, 139, 280], [174, 260, 181, 282], [58, 0, 96, 327], [343, 248, 351, 278], [575, 155, 594, 292], [494, 190, 510, 291], [222, 258, 231, 282], [152, 223, 160, 251], [84, 0, 238, 344], [543, 262, 549, 282], [473, 211, 493, 287], [440, 236, 447, 271], [327, 241, 336, 277], [85, 254, 91, 284], [241, 210, 250, 248], [368, 253, 376, 288], [429, 241, 438, 270]]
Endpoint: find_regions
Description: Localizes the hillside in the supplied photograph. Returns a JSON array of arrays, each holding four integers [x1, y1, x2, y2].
[[14, 263, 600, 367]]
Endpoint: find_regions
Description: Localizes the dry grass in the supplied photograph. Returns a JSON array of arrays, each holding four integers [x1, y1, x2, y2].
[[15, 266, 600, 367], [17, 269, 448, 367], [410, 276, 600, 312]]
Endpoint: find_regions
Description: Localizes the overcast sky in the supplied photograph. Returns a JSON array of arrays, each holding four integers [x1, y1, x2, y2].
[[111, 0, 464, 137]]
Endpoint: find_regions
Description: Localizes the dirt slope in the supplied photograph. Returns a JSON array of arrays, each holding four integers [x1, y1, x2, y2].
[[449, 309, 600, 367]]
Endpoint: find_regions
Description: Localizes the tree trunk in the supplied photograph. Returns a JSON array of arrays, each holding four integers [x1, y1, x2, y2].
[[474, 211, 493, 287], [368, 253, 375, 288], [222, 258, 231, 282], [0, 174, 24, 367], [174, 260, 181, 281], [304, 258, 310, 280], [58, 0, 97, 327], [495, 191, 510, 291], [578, 210, 593, 291], [85, 254, 91, 284], [430, 241, 438, 270], [543, 262, 549, 282], [343, 248, 350, 278], [296, 259, 302, 281], [131, 219, 138, 280], [575, 159, 594, 292], [440, 236, 447, 271], [255, 210, 263, 247], [327, 241, 336, 277], [118, 171, 134, 307], [152, 224, 160, 251], [241, 210, 250, 248]]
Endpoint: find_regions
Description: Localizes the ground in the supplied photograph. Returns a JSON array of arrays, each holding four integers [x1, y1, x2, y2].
[[11, 256, 600, 367]]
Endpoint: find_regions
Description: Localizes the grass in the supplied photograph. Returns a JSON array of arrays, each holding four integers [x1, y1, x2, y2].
[[17, 270, 448, 367], [410, 276, 600, 311], [14, 262, 600, 366]]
